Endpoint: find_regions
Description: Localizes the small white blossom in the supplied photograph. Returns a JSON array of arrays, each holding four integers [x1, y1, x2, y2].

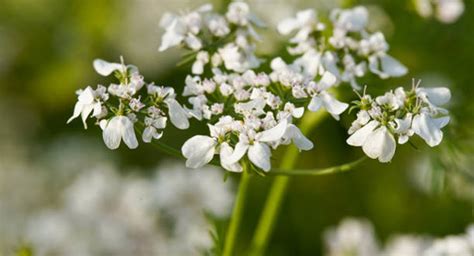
[[67, 87, 104, 129], [100, 116, 138, 150]]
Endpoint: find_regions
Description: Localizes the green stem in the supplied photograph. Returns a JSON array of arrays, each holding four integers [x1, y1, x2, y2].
[[249, 111, 328, 256], [269, 157, 366, 176], [223, 166, 251, 256]]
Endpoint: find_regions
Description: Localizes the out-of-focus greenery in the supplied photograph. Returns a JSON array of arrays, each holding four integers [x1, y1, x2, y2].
[[0, 0, 473, 255]]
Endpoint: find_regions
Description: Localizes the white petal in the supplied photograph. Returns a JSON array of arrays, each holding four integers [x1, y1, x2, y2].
[[159, 30, 185, 52], [159, 12, 177, 28], [320, 91, 349, 120], [181, 135, 217, 168], [412, 113, 443, 147], [270, 57, 287, 71], [284, 124, 314, 151], [347, 120, 379, 146], [259, 119, 288, 142], [80, 104, 94, 129], [102, 117, 123, 150], [227, 140, 249, 164], [197, 3, 213, 12], [93, 59, 123, 76], [380, 54, 407, 77], [166, 99, 190, 130], [368, 55, 386, 78], [67, 102, 83, 125], [220, 142, 243, 172], [417, 87, 451, 106], [319, 71, 337, 90], [78, 87, 95, 104], [99, 119, 107, 130], [92, 102, 102, 117], [308, 96, 323, 112], [322, 52, 341, 78], [434, 116, 450, 128], [398, 135, 409, 144], [277, 17, 298, 35], [362, 126, 396, 162], [292, 107, 305, 118], [379, 128, 396, 162], [394, 116, 412, 133], [185, 34, 202, 51], [121, 116, 138, 149], [248, 142, 272, 172], [142, 126, 155, 143], [192, 60, 204, 74]]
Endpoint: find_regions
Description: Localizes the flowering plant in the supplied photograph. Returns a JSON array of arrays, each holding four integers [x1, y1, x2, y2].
[[68, 2, 452, 255]]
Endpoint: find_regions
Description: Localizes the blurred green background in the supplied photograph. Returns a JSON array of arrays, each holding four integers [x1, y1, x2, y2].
[[0, 0, 473, 255]]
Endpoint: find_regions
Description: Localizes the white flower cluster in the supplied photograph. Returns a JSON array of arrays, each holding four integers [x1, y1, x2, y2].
[[347, 81, 451, 162], [277, 6, 407, 89], [180, 67, 340, 172], [158, 2, 353, 172], [414, 0, 465, 24], [68, 58, 190, 149], [324, 218, 474, 256], [70, 2, 452, 173], [159, 2, 263, 74]]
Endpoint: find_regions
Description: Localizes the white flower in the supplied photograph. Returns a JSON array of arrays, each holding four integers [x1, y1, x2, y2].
[[218, 43, 260, 73], [225, 119, 288, 172], [308, 90, 349, 120], [192, 51, 209, 74], [331, 6, 369, 32], [142, 116, 167, 143], [324, 218, 380, 256], [383, 235, 431, 256], [414, 0, 465, 23], [307, 72, 349, 120], [412, 112, 450, 147], [182, 135, 217, 168], [436, 0, 465, 23], [206, 14, 230, 37], [67, 87, 103, 129], [347, 120, 397, 163], [219, 142, 243, 172], [158, 4, 212, 52], [394, 115, 414, 144], [93, 59, 136, 76], [100, 116, 138, 150], [226, 2, 251, 26], [424, 235, 472, 256], [277, 9, 324, 45], [282, 124, 314, 151], [362, 126, 396, 163]]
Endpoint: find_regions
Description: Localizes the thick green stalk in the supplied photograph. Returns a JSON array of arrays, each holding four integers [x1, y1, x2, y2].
[[249, 111, 328, 256], [223, 166, 251, 256]]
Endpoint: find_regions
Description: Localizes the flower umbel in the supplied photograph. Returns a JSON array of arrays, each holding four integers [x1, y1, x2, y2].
[[347, 80, 451, 162]]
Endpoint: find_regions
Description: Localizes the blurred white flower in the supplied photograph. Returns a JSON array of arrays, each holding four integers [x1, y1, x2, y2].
[[324, 218, 380, 256], [414, 0, 465, 23], [424, 235, 472, 256], [383, 235, 432, 256]]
